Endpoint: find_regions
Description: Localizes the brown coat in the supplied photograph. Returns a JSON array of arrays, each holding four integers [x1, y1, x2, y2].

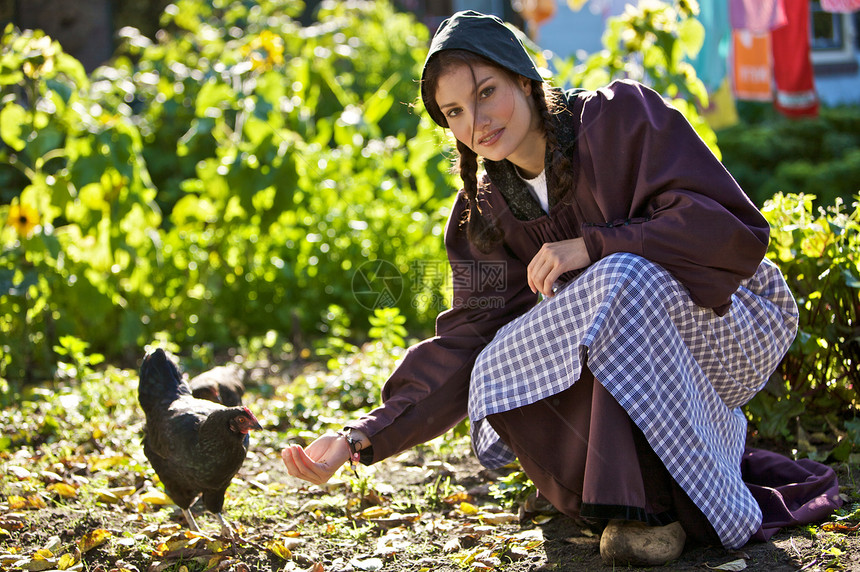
[[347, 80, 769, 464]]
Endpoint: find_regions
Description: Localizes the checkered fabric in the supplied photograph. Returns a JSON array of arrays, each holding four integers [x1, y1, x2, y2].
[[469, 252, 798, 549]]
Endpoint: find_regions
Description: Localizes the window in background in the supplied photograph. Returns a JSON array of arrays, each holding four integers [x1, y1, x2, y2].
[[809, 0, 858, 74]]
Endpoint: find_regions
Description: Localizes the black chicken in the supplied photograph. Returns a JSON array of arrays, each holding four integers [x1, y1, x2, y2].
[[138, 348, 261, 538], [189, 364, 245, 406]]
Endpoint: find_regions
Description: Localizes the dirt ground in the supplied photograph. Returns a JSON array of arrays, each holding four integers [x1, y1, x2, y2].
[[5, 431, 857, 572], [1, 367, 858, 572], [268, 443, 860, 572]]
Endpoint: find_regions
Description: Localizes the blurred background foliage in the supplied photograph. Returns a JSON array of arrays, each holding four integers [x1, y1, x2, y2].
[[0, 0, 858, 457], [1, 0, 454, 383]]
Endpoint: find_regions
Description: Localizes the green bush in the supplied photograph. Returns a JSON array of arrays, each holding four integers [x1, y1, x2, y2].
[[747, 192, 860, 456], [0, 1, 454, 382], [0, 27, 161, 381], [717, 107, 860, 208]]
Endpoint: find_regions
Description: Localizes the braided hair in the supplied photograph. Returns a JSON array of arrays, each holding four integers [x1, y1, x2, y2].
[[532, 81, 575, 208], [422, 49, 574, 253]]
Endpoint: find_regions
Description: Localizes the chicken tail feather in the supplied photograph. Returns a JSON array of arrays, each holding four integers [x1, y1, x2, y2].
[[138, 347, 191, 414]]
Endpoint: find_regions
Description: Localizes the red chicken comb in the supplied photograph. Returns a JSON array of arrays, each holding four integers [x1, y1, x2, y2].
[[242, 407, 263, 430]]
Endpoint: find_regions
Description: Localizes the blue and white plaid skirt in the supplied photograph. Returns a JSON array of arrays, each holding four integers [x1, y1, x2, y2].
[[469, 252, 798, 549]]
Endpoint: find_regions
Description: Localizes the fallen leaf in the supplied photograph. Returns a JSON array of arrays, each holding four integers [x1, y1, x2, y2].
[[0, 516, 25, 531], [367, 514, 420, 529], [165, 537, 192, 551], [159, 523, 183, 535], [350, 556, 384, 571], [8, 496, 27, 510], [266, 540, 292, 560], [184, 529, 214, 542], [442, 492, 472, 504], [704, 559, 748, 571], [459, 502, 479, 515], [298, 500, 328, 513], [88, 455, 128, 471], [57, 551, 79, 570], [14, 555, 55, 571], [8, 495, 47, 509], [7, 466, 33, 479], [109, 486, 137, 498], [140, 490, 173, 505], [28, 495, 46, 509], [479, 512, 518, 525], [42, 536, 62, 553], [821, 522, 860, 533], [206, 554, 228, 569], [46, 483, 78, 498], [78, 529, 112, 553], [355, 506, 392, 519], [507, 546, 530, 560], [39, 470, 65, 483], [95, 489, 121, 504]]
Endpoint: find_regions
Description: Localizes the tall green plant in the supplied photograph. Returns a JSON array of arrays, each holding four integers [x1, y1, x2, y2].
[[122, 0, 453, 342], [0, 1, 455, 382], [0, 26, 160, 382], [748, 193, 860, 451], [552, 0, 718, 156]]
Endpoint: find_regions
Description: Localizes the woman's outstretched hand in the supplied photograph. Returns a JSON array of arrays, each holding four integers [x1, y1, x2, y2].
[[527, 237, 591, 297], [281, 433, 350, 485]]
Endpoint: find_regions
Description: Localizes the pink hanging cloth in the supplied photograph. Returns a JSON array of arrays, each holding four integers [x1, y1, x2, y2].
[[771, 0, 819, 117], [820, 0, 860, 12], [729, 0, 787, 33]]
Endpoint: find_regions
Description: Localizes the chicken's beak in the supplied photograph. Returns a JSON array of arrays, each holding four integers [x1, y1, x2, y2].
[[244, 407, 263, 431]]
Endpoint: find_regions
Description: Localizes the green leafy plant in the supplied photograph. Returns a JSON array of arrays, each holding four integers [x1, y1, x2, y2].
[[54, 335, 105, 381], [488, 469, 536, 509], [747, 193, 860, 453], [717, 106, 860, 208], [368, 307, 408, 352], [553, 0, 718, 156], [0, 26, 160, 383], [0, 2, 453, 381]]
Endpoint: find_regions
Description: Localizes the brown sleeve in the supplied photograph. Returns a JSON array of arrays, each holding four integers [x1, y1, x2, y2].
[[347, 193, 537, 463], [577, 80, 769, 314]]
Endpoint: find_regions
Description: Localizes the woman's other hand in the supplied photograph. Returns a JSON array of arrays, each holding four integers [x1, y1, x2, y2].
[[527, 237, 591, 297]]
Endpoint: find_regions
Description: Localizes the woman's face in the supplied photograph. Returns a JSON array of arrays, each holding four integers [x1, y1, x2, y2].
[[434, 62, 540, 169]]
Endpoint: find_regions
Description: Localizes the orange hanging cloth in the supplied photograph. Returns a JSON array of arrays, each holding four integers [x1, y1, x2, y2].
[[731, 30, 773, 101]]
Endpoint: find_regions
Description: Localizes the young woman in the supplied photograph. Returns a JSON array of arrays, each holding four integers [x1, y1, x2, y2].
[[282, 10, 840, 565]]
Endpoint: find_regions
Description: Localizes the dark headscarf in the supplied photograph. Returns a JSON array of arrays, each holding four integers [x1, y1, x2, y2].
[[420, 10, 542, 127]]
